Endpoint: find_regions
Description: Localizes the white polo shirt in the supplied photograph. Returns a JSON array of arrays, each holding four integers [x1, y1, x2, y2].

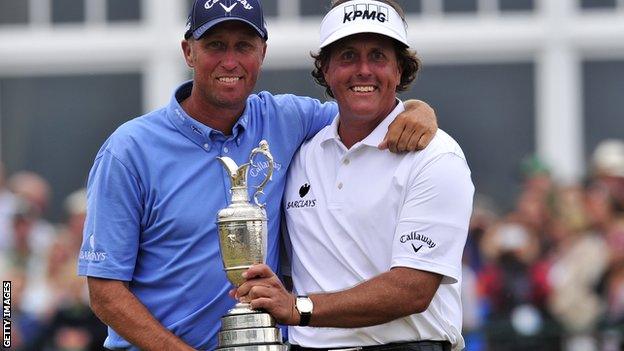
[[282, 101, 474, 350]]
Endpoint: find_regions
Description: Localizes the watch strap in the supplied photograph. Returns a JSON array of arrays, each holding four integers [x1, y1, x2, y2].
[[296, 295, 312, 327]]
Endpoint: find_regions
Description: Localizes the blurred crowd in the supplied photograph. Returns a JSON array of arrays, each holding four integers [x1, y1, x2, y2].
[[1, 139, 623, 351], [0, 165, 106, 351], [462, 139, 624, 351]]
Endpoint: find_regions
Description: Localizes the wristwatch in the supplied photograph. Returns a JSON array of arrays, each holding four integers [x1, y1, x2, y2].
[[295, 295, 314, 326]]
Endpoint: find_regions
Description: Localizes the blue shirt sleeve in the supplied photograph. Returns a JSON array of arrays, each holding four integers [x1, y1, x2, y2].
[[78, 145, 143, 281], [267, 93, 337, 141], [295, 97, 337, 141]]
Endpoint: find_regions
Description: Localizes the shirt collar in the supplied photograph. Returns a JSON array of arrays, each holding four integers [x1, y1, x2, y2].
[[167, 81, 246, 149], [320, 99, 405, 148], [319, 112, 341, 145]]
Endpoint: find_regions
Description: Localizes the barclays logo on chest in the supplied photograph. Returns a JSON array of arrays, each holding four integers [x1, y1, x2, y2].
[[286, 183, 317, 210]]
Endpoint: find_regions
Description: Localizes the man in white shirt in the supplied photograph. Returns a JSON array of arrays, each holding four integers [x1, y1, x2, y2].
[[236, 1, 474, 350]]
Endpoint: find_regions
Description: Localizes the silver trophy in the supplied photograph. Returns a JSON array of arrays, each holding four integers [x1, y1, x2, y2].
[[216, 140, 287, 351]]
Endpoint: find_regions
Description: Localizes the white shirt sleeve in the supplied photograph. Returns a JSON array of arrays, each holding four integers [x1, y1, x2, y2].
[[391, 152, 474, 284]]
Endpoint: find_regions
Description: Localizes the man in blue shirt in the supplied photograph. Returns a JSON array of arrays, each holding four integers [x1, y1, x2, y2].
[[77, 0, 438, 350]]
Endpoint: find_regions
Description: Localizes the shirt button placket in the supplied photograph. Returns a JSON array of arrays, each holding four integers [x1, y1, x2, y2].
[[338, 156, 349, 189]]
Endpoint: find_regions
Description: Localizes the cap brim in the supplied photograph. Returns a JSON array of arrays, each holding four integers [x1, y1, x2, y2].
[[192, 17, 267, 40], [320, 23, 409, 48]]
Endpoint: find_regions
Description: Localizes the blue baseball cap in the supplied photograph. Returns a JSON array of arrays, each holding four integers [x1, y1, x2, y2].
[[185, 0, 268, 40]]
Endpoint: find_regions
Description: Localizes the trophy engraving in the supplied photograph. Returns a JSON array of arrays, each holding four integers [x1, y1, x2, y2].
[[216, 140, 287, 351]]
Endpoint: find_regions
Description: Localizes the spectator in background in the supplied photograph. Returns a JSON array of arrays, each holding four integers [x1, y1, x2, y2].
[[6, 199, 41, 268], [479, 219, 559, 351], [57, 188, 88, 255], [464, 195, 499, 272], [601, 219, 624, 327], [585, 180, 618, 234], [591, 139, 624, 210], [516, 156, 555, 238], [589, 139, 624, 347], [7, 171, 57, 259], [520, 155, 555, 202], [4, 172, 58, 319], [2, 198, 58, 320], [547, 186, 609, 350], [9, 171, 52, 217]]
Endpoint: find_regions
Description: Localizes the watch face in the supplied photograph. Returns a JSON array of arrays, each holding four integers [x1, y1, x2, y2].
[[297, 297, 313, 313]]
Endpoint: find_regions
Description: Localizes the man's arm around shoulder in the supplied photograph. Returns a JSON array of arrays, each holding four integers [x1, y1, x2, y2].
[[300, 267, 442, 327]]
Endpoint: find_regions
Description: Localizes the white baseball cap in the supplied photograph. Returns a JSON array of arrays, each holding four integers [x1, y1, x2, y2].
[[319, 0, 409, 49], [592, 139, 624, 177]]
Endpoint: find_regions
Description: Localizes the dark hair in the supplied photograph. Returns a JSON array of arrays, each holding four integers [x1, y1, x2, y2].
[[311, 0, 421, 99]]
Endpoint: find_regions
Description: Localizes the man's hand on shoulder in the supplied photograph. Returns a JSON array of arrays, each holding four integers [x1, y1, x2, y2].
[[379, 99, 437, 153]]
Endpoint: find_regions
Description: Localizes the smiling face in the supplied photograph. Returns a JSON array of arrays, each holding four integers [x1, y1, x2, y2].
[[183, 21, 266, 113], [323, 33, 402, 123]]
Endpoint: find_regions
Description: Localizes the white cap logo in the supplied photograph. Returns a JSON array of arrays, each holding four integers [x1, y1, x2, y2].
[[343, 4, 389, 24], [319, 0, 408, 49], [205, 0, 220, 9], [220, 2, 237, 13], [205, 0, 253, 11]]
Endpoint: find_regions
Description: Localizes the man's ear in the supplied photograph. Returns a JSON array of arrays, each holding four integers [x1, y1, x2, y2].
[[181, 39, 194, 68]]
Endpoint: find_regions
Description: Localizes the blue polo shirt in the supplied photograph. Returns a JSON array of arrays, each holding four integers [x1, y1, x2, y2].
[[78, 81, 336, 350]]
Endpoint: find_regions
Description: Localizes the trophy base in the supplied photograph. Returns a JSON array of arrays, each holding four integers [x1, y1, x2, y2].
[[217, 303, 287, 350]]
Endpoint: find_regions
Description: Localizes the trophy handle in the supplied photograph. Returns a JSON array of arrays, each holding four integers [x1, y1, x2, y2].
[[249, 140, 274, 208]]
